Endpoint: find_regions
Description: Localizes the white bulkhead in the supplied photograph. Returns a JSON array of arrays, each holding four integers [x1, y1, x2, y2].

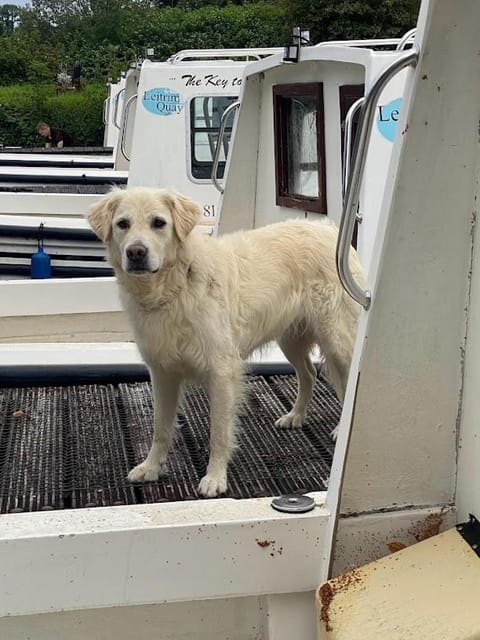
[[218, 45, 409, 277], [103, 75, 126, 152], [127, 58, 248, 229]]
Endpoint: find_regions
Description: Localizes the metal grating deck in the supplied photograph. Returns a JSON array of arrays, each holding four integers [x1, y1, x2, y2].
[[0, 374, 339, 514]]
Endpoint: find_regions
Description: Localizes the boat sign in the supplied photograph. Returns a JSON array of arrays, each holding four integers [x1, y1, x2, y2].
[[377, 97, 402, 142], [142, 87, 185, 116]]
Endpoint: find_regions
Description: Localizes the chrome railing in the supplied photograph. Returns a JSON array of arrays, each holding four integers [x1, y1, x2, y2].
[[211, 100, 240, 194], [114, 88, 126, 130], [168, 48, 282, 63], [102, 97, 109, 126], [120, 94, 137, 162], [396, 28, 417, 51], [336, 47, 419, 309]]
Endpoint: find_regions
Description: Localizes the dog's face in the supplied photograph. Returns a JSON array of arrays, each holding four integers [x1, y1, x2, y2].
[[87, 187, 200, 276]]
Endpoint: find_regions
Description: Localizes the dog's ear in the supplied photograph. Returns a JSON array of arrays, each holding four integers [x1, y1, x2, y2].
[[87, 189, 124, 242], [164, 190, 200, 242]]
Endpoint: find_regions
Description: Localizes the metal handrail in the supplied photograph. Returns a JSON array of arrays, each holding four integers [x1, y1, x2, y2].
[[114, 88, 126, 130], [317, 38, 403, 50], [169, 48, 283, 63], [396, 28, 417, 50], [102, 97, 109, 126], [120, 94, 138, 162], [211, 100, 240, 194], [336, 47, 419, 310], [342, 97, 364, 202]]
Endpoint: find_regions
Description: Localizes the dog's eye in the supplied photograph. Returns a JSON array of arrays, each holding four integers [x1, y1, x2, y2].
[[152, 217, 166, 229], [117, 219, 130, 230]]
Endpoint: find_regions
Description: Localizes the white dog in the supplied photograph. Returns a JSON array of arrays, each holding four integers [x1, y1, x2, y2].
[[87, 187, 364, 497]]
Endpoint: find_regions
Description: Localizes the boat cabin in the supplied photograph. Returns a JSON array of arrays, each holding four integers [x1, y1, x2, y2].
[[2, 3, 480, 637]]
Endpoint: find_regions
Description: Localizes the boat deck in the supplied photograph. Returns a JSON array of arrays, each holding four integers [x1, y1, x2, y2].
[[0, 373, 339, 513]]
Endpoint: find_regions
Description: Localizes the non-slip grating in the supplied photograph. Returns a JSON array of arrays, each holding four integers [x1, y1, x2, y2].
[[0, 374, 339, 514]]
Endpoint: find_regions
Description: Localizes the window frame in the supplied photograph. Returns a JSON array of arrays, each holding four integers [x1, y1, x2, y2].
[[339, 84, 365, 249], [273, 82, 327, 214], [187, 94, 238, 183]]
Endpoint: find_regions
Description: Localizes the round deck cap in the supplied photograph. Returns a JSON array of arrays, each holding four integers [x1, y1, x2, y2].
[[271, 494, 315, 514]]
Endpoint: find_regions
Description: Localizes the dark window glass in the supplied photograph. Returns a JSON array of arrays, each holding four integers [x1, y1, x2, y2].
[[190, 96, 237, 180], [339, 84, 365, 248], [273, 83, 326, 213]]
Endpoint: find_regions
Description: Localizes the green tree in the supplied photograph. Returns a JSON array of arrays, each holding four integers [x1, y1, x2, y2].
[[0, 4, 21, 35], [281, 0, 420, 43]]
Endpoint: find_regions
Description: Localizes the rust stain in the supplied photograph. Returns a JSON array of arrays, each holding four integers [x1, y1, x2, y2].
[[319, 568, 364, 633], [256, 539, 283, 556], [256, 539, 272, 548], [408, 510, 446, 542], [319, 582, 334, 632], [386, 541, 407, 553], [331, 568, 364, 593]]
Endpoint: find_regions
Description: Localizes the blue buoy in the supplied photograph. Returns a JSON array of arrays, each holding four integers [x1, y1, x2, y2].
[[31, 223, 51, 279]]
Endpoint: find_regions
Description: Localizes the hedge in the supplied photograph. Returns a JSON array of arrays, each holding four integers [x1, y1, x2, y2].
[[0, 83, 107, 147]]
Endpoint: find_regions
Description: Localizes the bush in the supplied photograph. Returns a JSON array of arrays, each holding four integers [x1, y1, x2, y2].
[[43, 84, 106, 146], [0, 83, 106, 147], [0, 48, 29, 84]]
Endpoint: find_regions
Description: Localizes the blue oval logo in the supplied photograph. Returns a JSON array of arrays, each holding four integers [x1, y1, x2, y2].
[[142, 87, 184, 116], [377, 98, 402, 142]]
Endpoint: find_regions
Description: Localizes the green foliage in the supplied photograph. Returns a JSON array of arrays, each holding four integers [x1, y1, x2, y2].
[[43, 83, 107, 145], [0, 83, 106, 147], [0, 5, 21, 36], [124, 4, 286, 58], [0, 46, 29, 84], [9, 1, 286, 83], [280, 0, 421, 42], [0, 0, 421, 147]]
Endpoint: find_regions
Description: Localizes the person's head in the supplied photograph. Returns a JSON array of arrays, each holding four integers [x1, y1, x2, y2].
[[37, 122, 50, 138]]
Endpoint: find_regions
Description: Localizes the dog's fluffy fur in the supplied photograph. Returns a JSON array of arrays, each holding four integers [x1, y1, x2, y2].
[[87, 187, 364, 497]]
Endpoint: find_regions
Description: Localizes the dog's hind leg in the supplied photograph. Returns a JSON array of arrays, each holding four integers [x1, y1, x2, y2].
[[275, 332, 316, 429], [314, 314, 357, 439], [198, 358, 244, 498], [128, 367, 182, 483], [316, 322, 356, 404]]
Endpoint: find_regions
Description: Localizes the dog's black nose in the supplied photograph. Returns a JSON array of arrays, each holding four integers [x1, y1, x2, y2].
[[126, 244, 148, 262]]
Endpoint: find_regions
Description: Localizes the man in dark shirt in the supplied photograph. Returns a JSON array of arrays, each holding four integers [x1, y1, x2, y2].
[[36, 122, 74, 148]]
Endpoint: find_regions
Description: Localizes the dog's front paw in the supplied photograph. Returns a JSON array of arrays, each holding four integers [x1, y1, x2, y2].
[[275, 411, 304, 429], [127, 461, 166, 483], [198, 472, 227, 498]]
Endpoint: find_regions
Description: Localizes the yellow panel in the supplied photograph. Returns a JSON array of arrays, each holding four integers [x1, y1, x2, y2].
[[317, 528, 480, 639]]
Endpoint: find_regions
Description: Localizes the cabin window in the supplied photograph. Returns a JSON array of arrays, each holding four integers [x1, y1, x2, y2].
[[273, 83, 326, 213], [339, 84, 365, 173], [339, 84, 365, 248], [189, 95, 238, 180]]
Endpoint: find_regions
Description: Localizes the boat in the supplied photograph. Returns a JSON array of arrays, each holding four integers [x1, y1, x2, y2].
[[1, 0, 479, 636], [0, 47, 282, 291]]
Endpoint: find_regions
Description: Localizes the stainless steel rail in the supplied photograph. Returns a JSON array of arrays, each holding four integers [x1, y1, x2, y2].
[[317, 38, 403, 49], [211, 100, 240, 194], [114, 88, 126, 130], [336, 47, 419, 309], [120, 94, 138, 162], [102, 97, 109, 126], [396, 28, 417, 51], [169, 48, 282, 63]]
